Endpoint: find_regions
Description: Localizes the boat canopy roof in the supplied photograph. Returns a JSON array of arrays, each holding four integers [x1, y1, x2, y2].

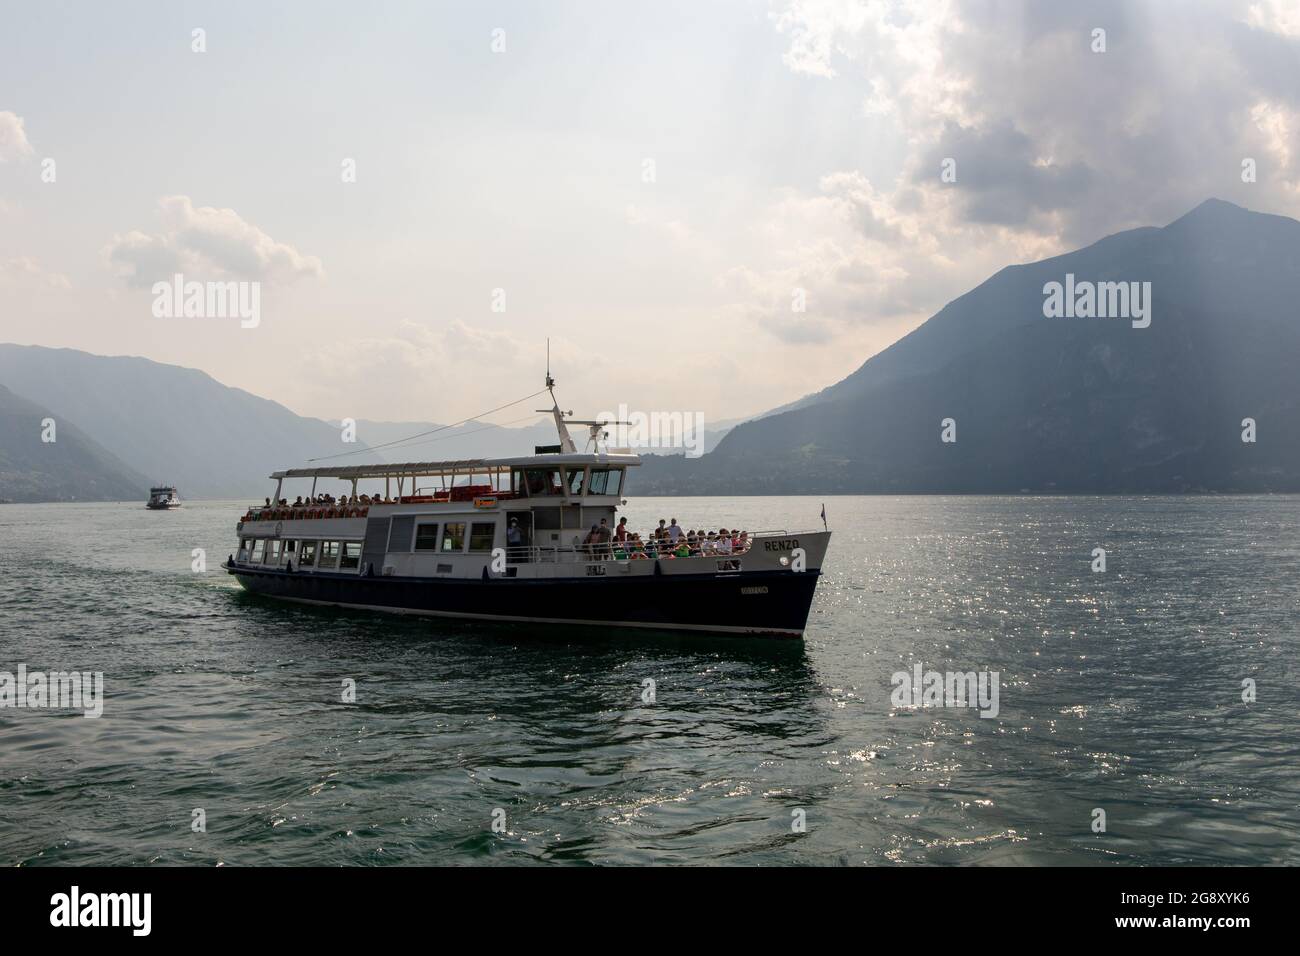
[[270, 452, 641, 481]]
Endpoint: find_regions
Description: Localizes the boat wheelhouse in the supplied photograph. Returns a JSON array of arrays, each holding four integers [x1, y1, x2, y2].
[[146, 485, 181, 509], [222, 383, 830, 637]]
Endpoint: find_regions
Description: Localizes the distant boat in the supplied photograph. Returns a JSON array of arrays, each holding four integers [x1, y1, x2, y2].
[[146, 485, 182, 510]]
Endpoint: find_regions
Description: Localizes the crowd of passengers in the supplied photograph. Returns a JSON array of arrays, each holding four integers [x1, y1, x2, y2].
[[578, 517, 749, 559], [261, 493, 392, 510]]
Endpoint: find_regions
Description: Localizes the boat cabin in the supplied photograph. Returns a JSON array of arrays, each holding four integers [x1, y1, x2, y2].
[[234, 453, 639, 579]]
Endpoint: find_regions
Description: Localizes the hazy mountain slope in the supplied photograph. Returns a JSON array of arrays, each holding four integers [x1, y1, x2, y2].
[[635, 199, 1300, 494], [0, 346, 344, 498], [0, 346, 579, 498], [0, 383, 148, 501]]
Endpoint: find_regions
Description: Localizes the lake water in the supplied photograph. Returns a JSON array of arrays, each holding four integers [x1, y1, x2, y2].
[[1, 495, 1298, 865]]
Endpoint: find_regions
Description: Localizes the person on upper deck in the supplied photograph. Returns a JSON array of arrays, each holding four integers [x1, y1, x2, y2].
[[668, 519, 681, 545]]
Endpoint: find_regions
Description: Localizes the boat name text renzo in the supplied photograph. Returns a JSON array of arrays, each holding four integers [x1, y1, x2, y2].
[[1042, 273, 1151, 328]]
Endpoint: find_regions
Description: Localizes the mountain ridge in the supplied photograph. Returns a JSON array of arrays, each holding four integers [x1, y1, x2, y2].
[[0, 383, 148, 501], [634, 199, 1300, 494]]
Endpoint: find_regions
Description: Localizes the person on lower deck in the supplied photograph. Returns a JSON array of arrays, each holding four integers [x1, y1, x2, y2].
[[583, 524, 601, 559], [506, 518, 523, 562]]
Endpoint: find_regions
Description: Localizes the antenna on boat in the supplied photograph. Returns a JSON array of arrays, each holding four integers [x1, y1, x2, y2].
[[536, 338, 631, 454], [537, 338, 578, 453]]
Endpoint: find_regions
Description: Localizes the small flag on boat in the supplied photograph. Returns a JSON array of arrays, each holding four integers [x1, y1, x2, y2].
[[821, 503, 827, 531]]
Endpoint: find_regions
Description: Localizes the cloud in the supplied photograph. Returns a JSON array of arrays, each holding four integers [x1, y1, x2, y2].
[[0, 111, 35, 163], [716, 168, 1026, 346], [770, 0, 1300, 239], [728, 0, 1300, 350], [1, 256, 70, 289], [298, 319, 539, 421], [1246, 0, 1300, 37], [105, 196, 324, 287]]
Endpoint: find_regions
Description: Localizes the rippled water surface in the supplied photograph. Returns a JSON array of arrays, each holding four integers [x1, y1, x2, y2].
[[2, 495, 1298, 865]]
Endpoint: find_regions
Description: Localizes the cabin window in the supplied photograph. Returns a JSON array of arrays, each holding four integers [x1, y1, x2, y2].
[[588, 468, 622, 496], [285, 540, 297, 553], [414, 522, 441, 551], [319, 541, 340, 569], [566, 467, 586, 496], [340, 542, 361, 569], [441, 522, 466, 552], [250, 539, 265, 562], [468, 522, 496, 552], [511, 467, 526, 496], [300, 541, 317, 567], [267, 540, 283, 563], [524, 468, 563, 496]]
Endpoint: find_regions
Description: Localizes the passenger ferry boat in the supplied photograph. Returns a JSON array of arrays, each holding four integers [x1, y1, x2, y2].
[[146, 485, 182, 509], [222, 380, 831, 637]]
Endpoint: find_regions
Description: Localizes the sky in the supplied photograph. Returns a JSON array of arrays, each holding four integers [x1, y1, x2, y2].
[[2, 0, 1299, 428]]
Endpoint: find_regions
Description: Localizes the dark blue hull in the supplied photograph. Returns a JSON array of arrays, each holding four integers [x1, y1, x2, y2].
[[223, 563, 821, 637]]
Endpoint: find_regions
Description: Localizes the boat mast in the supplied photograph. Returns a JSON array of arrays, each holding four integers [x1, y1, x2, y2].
[[540, 339, 578, 453]]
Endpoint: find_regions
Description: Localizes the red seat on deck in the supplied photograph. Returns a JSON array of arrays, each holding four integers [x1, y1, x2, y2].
[[450, 484, 493, 502]]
